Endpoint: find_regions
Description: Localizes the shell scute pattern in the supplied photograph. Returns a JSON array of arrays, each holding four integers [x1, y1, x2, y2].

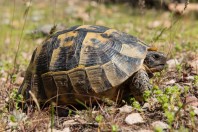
[[102, 61, 128, 87], [85, 65, 112, 93], [46, 25, 148, 93], [50, 30, 87, 71], [42, 74, 74, 104], [76, 25, 109, 33], [68, 68, 91, 94], [53, 75, 71, 102], [111, 53, 142, 77]]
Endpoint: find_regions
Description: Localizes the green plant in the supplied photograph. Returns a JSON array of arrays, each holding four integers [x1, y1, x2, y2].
[[9, 88, 23, 110], [111, 124, 119, 132], [68, 109, 73, 116], [143, 90, 152, 101], [130, 98, 142, 111], [0, 82, 24, 131], [189, 108, 195, 129], [9, 110, 28, 131], [95, 114, 104, 123], [175, 43, 182, 52], [3, 89, 26, 131], [194, 75, 198, 86], [176, 64, 183, 75], [164, 111, 174, 125], [154, 126, 163, 132], [178, 126, 189, 132], [144, 85, 194, 130]]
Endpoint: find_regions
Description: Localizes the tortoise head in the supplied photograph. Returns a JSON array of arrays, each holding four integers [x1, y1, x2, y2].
[[144, 51, 167, 73]]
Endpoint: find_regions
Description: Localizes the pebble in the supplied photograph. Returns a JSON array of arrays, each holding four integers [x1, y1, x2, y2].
[[125, 113, 144, 125], [188, 59, 198, 74], [118, 105, 132, 113], [186, 95, 198, 107], [62, 127, 70, 132], [148, 20, 161, 29], [14, 76, 24, 86], [191, 106, 198, 115], [166, 59, 179, 69], [151, 121, 169, 130], [63, 119, 77, 126], [164, 79, 176, 85], [185, 76, 194, 81], [142, 103, 150, 110], [48, 127, 70, 132]]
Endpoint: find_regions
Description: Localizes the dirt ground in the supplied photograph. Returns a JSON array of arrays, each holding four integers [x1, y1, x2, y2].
[[0, 0, 198, 131]]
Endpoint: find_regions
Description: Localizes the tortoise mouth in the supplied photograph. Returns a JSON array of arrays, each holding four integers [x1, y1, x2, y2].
[[149, 64, 165, 72]]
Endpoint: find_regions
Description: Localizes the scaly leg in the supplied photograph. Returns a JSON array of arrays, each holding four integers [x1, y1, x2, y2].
[[130, 69, 152, 101]]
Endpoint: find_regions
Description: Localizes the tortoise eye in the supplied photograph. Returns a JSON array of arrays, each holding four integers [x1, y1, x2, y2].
[[153, 54, 160, 60]]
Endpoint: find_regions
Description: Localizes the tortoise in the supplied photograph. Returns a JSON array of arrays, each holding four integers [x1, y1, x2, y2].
[[18, 25, 166, 106]]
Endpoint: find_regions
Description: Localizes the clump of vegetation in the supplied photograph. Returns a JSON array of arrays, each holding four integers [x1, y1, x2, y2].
[[143, 84, 197, 131]]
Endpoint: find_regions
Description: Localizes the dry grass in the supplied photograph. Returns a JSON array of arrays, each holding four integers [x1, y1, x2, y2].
[[0, 0, 198, 131]]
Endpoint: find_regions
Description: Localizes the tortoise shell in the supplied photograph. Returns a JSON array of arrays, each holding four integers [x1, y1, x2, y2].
[[19, 25, 149, 105]]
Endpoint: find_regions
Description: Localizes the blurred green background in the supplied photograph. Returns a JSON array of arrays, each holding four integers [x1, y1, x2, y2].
[[0, 0, 198, 73]]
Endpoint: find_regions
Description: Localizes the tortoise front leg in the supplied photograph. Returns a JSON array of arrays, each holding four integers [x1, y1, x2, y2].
[[130, 69, 152, 102]]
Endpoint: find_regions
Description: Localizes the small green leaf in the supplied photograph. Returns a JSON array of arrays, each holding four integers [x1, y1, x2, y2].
[[111, 124, 119, 132], [10, 115, 16, 122], [95, 115, 103, 123]]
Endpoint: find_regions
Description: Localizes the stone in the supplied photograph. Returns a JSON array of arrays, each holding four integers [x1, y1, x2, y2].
[[125, 113, 144, 125], [164, 79, 176, 85], [62, 127, 70, 132], [63, 120, 77, 126], [186, 95, 198, 107], [188, 59, 198, 74], [191, 106, 198, 115], [166, 59, 179, 69], [14, 76, 24, 86], [142, 103, 150, 111], [151, 121, 169, 130], [118, 105, 132, 113], [47, 128, 70, 132], [185, 76, 194, 81], [148, 21, 161, 29]]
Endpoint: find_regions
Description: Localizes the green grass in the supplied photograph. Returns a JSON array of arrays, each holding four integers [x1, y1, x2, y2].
[[0, 1, 198, 66], [0, 0, 198, 131]]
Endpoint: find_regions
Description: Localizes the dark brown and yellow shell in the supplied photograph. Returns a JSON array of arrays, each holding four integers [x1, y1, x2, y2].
[[19, 25, 149, 105]]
